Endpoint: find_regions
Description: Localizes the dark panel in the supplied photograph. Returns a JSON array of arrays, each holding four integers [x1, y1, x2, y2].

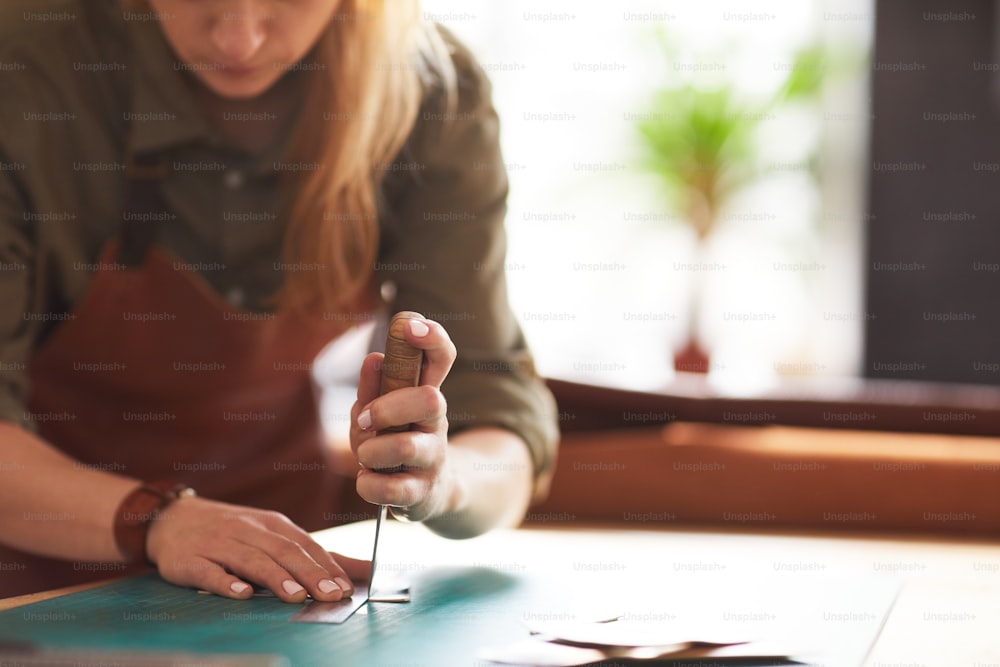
[[865, 0, 1000, 385]]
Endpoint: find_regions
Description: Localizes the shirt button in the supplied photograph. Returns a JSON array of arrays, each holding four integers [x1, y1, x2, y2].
[[226, 288, 246, 307], [223, 170, 245, 190]]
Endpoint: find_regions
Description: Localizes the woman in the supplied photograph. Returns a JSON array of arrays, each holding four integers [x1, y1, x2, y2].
[[0, 0, 558, 601]]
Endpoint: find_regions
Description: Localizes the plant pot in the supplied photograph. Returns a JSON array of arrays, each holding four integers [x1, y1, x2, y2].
[[674, 336, 711, 374]]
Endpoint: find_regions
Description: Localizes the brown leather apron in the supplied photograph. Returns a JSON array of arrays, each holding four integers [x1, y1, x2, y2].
[[0, 152, 374, 598]]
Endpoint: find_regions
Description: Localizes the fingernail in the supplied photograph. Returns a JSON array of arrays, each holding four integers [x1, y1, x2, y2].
[[282, 580, 305, 595], [318, 579, 339, 594], [358, 409, 372, 430], [230, 581, 250, 594], [409, 319, 429, 337], [335, 577, 353, 594]]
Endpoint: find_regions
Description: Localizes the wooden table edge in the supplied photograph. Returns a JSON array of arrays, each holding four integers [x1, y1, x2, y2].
[[0, 575, 126, 611]]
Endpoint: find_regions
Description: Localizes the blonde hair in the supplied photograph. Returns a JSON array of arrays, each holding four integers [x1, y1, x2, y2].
[[122, 0, 455, 314], [279, 0, 455, 314]]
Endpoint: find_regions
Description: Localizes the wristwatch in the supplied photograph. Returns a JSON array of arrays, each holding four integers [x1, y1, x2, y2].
[[113, 480, 196, 564]]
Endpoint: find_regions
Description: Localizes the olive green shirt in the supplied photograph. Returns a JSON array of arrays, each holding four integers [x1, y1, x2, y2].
[[0, 0, 557, 494]]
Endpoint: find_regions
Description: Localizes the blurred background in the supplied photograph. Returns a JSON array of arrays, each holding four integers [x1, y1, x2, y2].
[[323, 0, 1000, 434], [416, 0, 873, 393]]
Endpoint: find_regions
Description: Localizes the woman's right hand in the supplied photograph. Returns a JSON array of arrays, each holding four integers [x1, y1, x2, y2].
[[145, 495, 369, 603]]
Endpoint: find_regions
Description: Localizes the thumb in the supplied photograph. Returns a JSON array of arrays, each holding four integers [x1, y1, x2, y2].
[[329, 552, 373, 584]]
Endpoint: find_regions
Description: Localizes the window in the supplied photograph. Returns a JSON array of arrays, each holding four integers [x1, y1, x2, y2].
[[422, 0, 874, 392]]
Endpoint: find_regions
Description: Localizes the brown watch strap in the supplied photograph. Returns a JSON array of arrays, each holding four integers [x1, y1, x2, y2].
[[113, 480, 195, 565]]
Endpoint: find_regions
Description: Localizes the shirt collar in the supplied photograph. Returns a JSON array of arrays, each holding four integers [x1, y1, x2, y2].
[[122, 12, 213, 155], [111, 2, 308, 172]]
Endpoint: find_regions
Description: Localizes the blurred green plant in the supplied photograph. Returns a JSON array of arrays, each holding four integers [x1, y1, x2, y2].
[[637, 37, 826, 240]]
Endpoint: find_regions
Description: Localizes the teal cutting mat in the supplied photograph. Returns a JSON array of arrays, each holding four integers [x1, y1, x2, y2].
[[0, 566, 535, 666], [0, 565, 898, 666], [0, 524, 902, 666]]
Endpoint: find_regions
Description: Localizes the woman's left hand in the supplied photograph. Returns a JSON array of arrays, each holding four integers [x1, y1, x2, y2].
[[350, 317, 464, 522]]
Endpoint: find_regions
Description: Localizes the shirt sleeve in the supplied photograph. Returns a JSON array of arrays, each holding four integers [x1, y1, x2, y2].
[[0, 148, 37, 432], [377, 29, 559, 502]]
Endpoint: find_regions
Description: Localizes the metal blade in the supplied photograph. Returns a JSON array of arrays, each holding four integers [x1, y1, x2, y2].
[[369, 504, 387, 597]]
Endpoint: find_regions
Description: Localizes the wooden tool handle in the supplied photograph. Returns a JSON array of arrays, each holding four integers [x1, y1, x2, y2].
[[377, 311, 424, 435]]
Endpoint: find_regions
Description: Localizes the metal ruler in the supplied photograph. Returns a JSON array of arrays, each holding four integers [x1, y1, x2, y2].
[[288, 583, 371, 624]]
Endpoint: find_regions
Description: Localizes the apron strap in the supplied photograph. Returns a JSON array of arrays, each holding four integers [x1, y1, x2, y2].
[[119, 150, 170, 267]]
